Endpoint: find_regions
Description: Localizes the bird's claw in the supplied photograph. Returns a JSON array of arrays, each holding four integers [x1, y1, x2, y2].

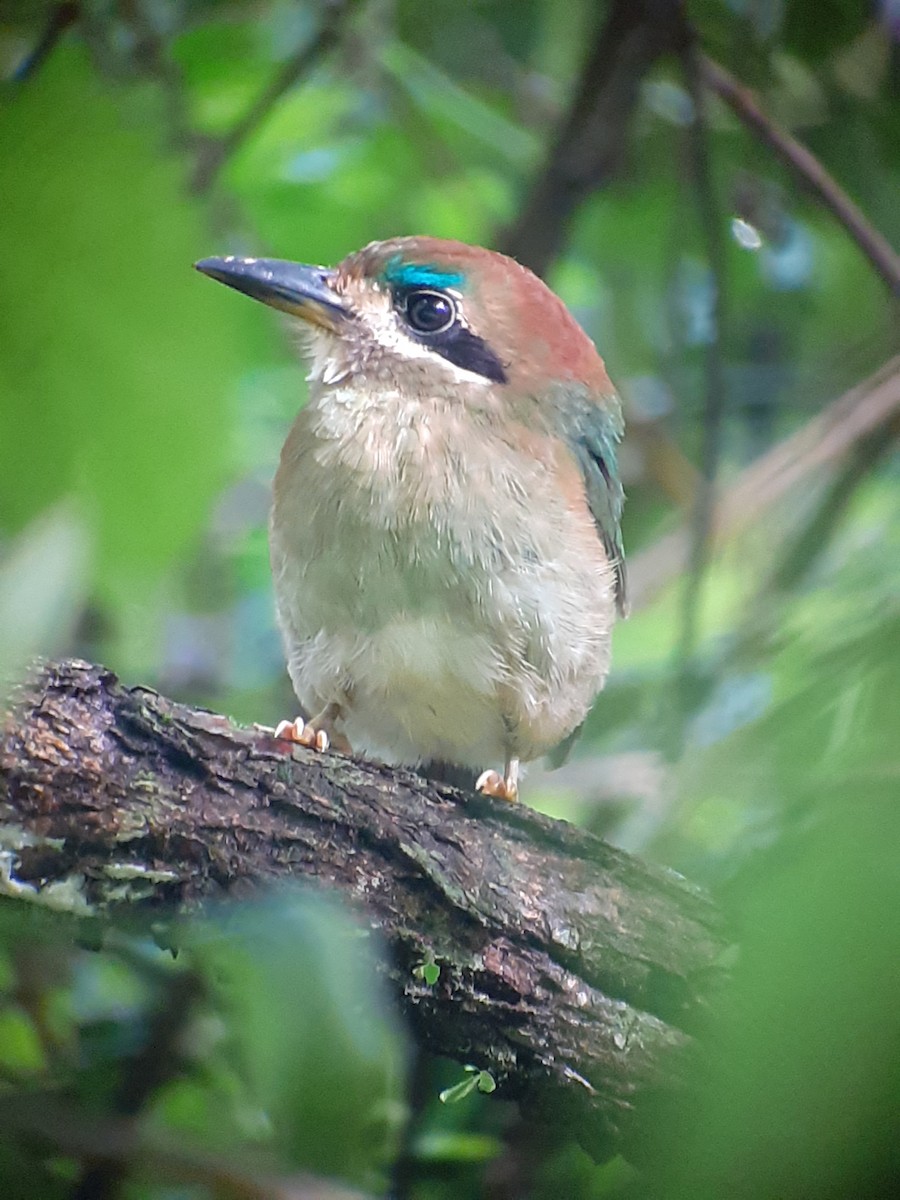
[[274, 718, 330, 752], [476, 768, 519, 802]]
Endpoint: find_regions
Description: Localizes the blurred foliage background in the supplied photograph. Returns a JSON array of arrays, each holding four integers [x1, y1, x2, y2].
[[1, 1, 899, 1197]]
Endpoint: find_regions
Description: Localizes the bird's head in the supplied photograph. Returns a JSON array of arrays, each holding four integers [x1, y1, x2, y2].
[[194, 236, 615, 404], [196, 236, 626, 613]]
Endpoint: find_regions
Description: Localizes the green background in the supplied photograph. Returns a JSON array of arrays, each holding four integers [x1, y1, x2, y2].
[[1, 2, 898, 1197]]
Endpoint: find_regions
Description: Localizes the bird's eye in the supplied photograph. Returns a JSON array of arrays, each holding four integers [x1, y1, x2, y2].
[[403, 289, 457, 335]]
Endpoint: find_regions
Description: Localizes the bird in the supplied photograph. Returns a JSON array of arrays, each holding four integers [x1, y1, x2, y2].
[[194, 237, 625, 801]]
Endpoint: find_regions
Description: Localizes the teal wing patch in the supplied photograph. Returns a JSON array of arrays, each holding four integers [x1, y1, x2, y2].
[[559, 391, 627, 616]]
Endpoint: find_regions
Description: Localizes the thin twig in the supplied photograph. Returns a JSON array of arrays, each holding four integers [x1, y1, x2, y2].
[[9, 2, 79, 82], [727, 407, 900, 664], [674, 34, 729, 666], [69, 967, 204, 1200], [627, 355, 900, 610], [116, 0, 195, 153], [765, 413, 900, 597], [498, 0, 687, 277], [387, 1046, 429, 1200], [700, 55, 900, 297], [107, 0, 239, 237], [2, 1093, 372, 1200], [191, 1, 354, 195]]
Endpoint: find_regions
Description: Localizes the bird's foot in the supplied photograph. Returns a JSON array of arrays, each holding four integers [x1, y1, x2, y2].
[[274, 718, 330, 751], [476, 759, 520, 803], [273, 703, 351, 755]]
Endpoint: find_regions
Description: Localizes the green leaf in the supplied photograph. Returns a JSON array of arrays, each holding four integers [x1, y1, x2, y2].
[[438, 1073, 479, 1105], [189, 888, 407, 1183], [475, 1069, 496, 1094], [439, 1065, 495, 1104], [0, 48, 269, 595], [414, 1130, 501, 1163], [412, 949, 440, 986], [421, 960, 440, 987], [0, 505, 89, 703], [0, 1007, 46, 1074]]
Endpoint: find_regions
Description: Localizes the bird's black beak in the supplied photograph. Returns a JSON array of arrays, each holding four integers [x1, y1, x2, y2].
[[194, 256, 350, 331]]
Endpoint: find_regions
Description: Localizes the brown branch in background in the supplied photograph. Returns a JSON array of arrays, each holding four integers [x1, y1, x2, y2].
[[673, 33, 729, 667], [106, 1, 352, 205], [9, 2, 79, 82], [2, 1093, 373, 1200], [115, 0, 197, 157], [627, 355, 900, 610], [625, 409, 701, 510], [191, 0, 356, 195], [498, 0, 689, 277], [726, 405, 900, 665], [765, 412, 900, 597], [700, 55, 900, 297], [70, 963, 204, 1200]]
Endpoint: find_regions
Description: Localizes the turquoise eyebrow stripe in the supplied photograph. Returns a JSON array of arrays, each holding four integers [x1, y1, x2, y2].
[[382, 256, 465, 290]]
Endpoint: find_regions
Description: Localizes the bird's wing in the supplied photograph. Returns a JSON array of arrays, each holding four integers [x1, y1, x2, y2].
[[543, 389, 626, 770], [557, 390, 627, 617]]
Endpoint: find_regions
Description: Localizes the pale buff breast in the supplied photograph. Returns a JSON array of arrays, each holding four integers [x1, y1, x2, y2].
[[269, 384, 617, 768]]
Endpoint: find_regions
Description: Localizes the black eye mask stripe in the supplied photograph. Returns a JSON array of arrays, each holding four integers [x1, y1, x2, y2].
[[428, 326, 509, 384], [393, 287, 509, 385]]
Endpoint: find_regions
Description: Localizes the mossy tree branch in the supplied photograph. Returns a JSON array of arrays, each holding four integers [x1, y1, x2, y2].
[[0, 659, 727, 1163]]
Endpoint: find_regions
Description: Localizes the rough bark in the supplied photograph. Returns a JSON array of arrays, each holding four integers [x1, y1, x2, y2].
[[0, 659, 727, 1162]]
